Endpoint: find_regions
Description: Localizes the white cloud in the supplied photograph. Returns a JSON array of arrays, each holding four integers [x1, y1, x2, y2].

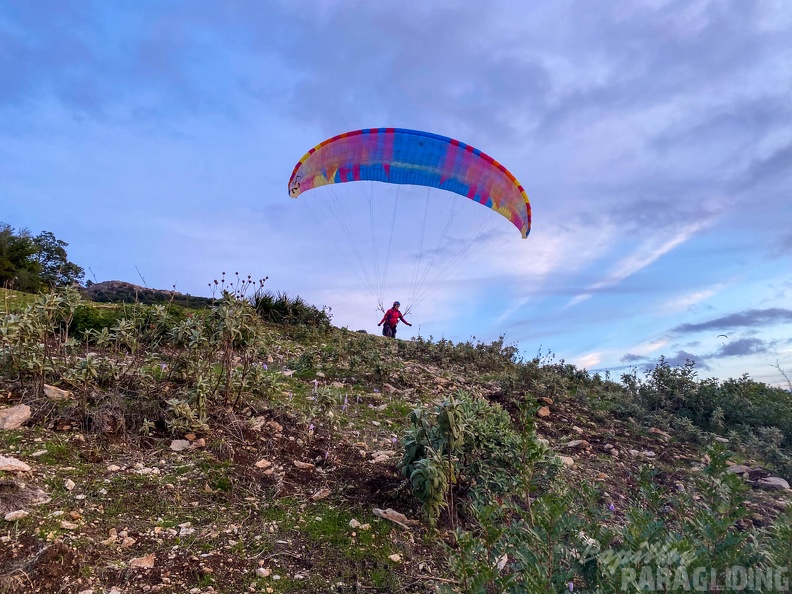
[[574, 352, 602, 369], [567, 222, 707, 307], [660, 283, 726, 313]]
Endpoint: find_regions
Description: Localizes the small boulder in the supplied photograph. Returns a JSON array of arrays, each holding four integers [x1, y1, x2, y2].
[[537, 407, 551, 418], [0, 405, 31, 430], [4, 510, 29, 521], [310, 488, 331, 501], [558, 456, 575, 467], [726, 465, 751, 475], [44, 384, 73, 401], [566, 440, 590, 450], [0, 456, 31, 472], [648, 427, 672, 442], [130, 553, 156, 568], [169, 440, 190, 452], [755, 477, 790, 491]]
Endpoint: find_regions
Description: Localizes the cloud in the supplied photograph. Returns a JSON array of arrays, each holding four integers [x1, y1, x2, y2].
[[621, 353, 645, 363], [672, 308, 792, 333], [716, 337, 768, 357], [661, 284, 725, 313], [739, 141, 792, 191], [663, 350, 710, 370], [568, 222, 705, 306]]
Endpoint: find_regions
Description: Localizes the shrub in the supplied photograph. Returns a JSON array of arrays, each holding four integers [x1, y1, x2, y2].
[[252, 290, 332, 327]]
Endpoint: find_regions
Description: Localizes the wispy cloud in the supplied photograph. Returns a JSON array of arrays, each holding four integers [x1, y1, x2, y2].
[[672, 308, 792, 333], [567, 223, 706, 307], [716, 337, 768, 357], [660, 283, 725, 313]]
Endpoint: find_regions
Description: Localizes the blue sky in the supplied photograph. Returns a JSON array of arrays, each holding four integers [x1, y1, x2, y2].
[[2, 0, 791, 386]]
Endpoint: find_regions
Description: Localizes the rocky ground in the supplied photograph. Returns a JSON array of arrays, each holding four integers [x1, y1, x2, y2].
[[0, 351, 790, 593]]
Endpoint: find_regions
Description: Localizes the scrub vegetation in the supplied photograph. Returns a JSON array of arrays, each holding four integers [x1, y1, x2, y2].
[[0, 282, 790, 593]]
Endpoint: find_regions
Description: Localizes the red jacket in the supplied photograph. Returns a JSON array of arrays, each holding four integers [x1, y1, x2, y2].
[[380, 308, 407, 327]]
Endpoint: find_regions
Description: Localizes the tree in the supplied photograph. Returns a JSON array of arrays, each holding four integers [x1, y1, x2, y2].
[[0, 223, 84, 291], [0, 224, 41, 291], [33, 231, 85, 287]]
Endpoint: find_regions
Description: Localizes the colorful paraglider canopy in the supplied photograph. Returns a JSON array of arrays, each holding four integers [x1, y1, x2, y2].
[[288, 128, 531, 238]]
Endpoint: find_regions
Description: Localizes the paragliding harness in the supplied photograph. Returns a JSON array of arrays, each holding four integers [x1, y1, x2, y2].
[[382, 308, 401, 338]]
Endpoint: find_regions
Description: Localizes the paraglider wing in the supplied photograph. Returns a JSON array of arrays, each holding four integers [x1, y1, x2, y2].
[[288, 128, 531, 238]]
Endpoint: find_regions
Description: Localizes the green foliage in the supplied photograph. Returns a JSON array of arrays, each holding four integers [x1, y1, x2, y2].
[[252, 290, 332, 327], [621, 357, 792, 450], [442, 443, 789, 593], [0, 223, 84, 291], [398, 334, 518, 373], [398, 392, 555, 529], [0, 223, 41, 292], [69, 304, 126, 338]]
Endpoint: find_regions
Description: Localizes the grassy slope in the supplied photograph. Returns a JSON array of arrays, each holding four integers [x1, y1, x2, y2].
[[0, 293, 790, 593]]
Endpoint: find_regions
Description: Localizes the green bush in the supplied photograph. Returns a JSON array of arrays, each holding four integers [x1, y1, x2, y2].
[[252, 290, 332, 327], [69, 304, 125, 338]]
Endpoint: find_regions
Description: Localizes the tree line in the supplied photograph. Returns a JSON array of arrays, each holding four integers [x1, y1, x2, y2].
[[0, 223, 85, 292]]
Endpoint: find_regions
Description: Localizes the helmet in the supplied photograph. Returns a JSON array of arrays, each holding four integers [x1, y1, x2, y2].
[[393, 301, 400, 306]]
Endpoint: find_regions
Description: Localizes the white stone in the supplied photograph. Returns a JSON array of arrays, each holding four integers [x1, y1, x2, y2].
[[0, 405, 31, 429], [4, 510, 29, 521], [0, 456, 31, 472]]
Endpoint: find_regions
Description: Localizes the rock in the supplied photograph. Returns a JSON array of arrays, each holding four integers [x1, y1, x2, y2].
[[370, 452, 391, 463], [537, 407, 551, 418], [537, 397, 553, 405], [121, 536, 136, 547], [714, 436, 729, 443], [642, 451, 657, 458], [602, 444, 614, 451], [755, 477, 791, 491], [628, 449, 640, 457], [382, 383, 398, 395], [726, 465, 752, 475], [293, 460, 315, 470], [60, 520, 78, 530], [648, 427, 671, 442], [256, 567, 272, 577], [310, 488, 331, 501], [372, 507, 419, 529], [315, 371, 326, 378], [388, 554, 402, 562], [349, 519, 361, 529], [170, 440, 190, 452], [608, 449, 620, 458], [255, 459, 272, 469], [130, 553, 156, 568], [572, 426, 584, 434], [4, 510, 29, 521], [44, 384, 73, 401], [330, 381, 344, 389], [64, 479, 76, 491], [0, 405, 31, 429], [0, 456, 31, 472], [189, 438, 206, 449], [558, 456, 575, 467], [107, 465, 121, 472], [566, 440, 590, 449]]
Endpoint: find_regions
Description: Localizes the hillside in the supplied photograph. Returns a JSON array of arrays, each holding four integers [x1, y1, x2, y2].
[[80, 281, 216, 309], [0, 287, 790, 593]]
